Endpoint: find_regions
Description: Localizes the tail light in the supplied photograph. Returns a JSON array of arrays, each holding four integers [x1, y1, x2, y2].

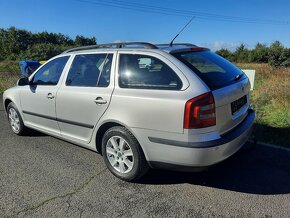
[[184, 92, 216, 129]]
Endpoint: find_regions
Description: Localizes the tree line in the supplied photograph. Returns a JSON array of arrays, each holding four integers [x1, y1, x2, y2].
[[216, 41, 290, 67], [0, 27, 289, 67], [0, 27, 96, 61]]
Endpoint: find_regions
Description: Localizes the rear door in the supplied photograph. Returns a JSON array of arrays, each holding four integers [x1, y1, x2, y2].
[[109, 51, 190, 134], [55, 52, 115, 143]]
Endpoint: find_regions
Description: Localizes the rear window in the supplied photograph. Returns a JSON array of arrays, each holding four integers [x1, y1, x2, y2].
[[173, 51, 245, 90]]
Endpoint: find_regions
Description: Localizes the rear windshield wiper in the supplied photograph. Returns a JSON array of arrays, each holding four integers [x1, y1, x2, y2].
[[234, 74, 244, 81]]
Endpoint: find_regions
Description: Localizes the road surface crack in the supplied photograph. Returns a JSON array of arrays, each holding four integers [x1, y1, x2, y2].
[[9, 168, 107, 217]]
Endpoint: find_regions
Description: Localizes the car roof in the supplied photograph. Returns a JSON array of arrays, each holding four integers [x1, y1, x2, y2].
[[62, 42, 210, 55]]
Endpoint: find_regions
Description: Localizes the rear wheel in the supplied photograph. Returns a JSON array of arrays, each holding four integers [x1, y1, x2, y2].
[[7, 102, 28, 135], [101, 126, 149, 181]]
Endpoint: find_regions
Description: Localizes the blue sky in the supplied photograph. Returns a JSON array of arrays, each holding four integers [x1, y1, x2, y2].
[[0, 0, 289, 51]]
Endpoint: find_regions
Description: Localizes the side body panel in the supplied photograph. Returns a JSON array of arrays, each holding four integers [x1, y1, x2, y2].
[[19, 55, 72, 135], [20, 85, 60, 134], [55, 52, 116, 143], [105, 50, 208, 134], [94, 50, 210, 159]]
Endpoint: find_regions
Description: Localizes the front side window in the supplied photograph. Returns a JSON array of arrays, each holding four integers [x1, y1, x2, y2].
[[119, 54, 182, 90], [66, 53, 113, 87], [31, 56, 69, 86]]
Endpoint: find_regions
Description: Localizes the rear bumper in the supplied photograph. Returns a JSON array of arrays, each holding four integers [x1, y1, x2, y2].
[[146, 109, 255, 169]]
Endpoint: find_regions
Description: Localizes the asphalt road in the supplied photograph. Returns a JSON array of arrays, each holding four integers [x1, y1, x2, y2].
[[1, 100, 290, 217]]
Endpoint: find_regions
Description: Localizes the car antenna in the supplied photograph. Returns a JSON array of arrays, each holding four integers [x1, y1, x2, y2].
[[169, 16, 195, 47]]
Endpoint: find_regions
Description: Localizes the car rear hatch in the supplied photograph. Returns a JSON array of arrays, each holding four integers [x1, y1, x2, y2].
[[212, 78, 250, 134], [173, 49, 251, 134]]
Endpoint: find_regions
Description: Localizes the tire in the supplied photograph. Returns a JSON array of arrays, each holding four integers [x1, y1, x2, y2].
[[101, 126, 149, 182], [7, 102, 29, 135]]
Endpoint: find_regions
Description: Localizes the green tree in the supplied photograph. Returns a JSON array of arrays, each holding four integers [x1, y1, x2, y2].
[[0, 27, 97, 60], [234, 44, 250, 63], [268, 41, 285, 67], [74, 35, 96, 46], [215, 41, 290, 66], [250, 43, 269, 63], [33, 32, 74, 45], [216, 48, 232, 60], [0, 27, 33, 60], [25, 43, 70, 60], [281, 48, 290, 67]]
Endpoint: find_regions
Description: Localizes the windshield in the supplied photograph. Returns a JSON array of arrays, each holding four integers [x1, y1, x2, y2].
[[173, 51, 245, 90]]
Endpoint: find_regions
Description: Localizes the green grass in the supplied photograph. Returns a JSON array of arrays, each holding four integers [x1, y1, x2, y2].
[[0, 61, 21, 93], [237, 63, 290, 147]]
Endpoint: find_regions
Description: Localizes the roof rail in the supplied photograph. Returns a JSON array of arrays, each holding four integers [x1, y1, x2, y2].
[[155, 43, 197, 47], [62, 42, 158, 54]]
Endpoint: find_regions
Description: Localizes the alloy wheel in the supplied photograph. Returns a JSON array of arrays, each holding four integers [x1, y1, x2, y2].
[[106, 136, 134, 174], [8, 108, 20, 133]]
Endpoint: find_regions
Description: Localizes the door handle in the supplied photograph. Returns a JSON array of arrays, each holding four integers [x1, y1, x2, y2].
[[94, 97, 107, 104], [47, 93, 55, 99]]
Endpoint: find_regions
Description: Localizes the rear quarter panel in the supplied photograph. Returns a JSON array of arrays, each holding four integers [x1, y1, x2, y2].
[[101, 50, 209, 134]]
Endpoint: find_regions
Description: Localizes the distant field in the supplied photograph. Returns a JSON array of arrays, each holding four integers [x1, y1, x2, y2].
[[237, 63, 290, 147], [0, 61, 289, 147]]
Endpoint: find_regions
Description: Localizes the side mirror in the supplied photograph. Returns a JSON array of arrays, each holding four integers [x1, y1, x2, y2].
[[17, 77, 29, 86]]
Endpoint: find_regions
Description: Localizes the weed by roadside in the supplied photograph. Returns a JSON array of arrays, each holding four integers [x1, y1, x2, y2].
[[237, 63, 290, 147], [0, 61, 20, 93]]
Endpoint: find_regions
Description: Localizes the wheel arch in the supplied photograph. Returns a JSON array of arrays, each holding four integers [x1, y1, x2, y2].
[[95, 121, 146, 158], [4, 98, 13, 112], [95, 121, 123, 154]]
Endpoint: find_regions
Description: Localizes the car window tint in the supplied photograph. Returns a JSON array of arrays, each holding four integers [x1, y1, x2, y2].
[[66, 53, 113, 87], [32, 56, 69, 86], [173, 51, 245, 90], [119, 54, 182, 90]]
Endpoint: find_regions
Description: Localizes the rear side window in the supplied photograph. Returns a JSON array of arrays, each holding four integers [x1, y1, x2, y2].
[[119, 54, 182, 90], [173, 51, 245, 90], [66, 53, 113, 87]]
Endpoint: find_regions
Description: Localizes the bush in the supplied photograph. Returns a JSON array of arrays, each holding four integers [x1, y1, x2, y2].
[[249, 43, 269, 63], [24, 43, 71, 60], [0, 27, 97, 61], [216, 41, 290, 67]]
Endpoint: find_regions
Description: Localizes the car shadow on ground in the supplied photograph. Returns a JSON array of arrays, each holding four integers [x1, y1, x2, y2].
[[140, 143, 290, 195], [253, 123, 290, 149], [25, 129, 47, 137]]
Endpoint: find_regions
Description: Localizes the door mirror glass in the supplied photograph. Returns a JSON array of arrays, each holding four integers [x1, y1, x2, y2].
[[17, 77, 29, 86]]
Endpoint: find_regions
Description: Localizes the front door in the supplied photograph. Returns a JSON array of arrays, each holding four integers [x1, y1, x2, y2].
[[56, 52, 115, 143], [20, 56, 70, 135]]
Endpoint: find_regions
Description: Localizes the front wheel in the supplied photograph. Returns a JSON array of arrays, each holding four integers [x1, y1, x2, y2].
[[7, 102, 28, 135], [101, 126, 149, 182]]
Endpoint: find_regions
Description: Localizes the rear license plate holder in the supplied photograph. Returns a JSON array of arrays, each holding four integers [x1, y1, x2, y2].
[[231, 95, 247, 115]]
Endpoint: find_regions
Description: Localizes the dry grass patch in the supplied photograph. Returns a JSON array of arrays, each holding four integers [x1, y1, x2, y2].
[[0, 61, 20, 93], [238, 63, 290, 146], [0, 71, 20, 93]]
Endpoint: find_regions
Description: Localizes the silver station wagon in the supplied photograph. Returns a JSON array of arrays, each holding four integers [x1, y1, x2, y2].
[[3, 42, 255, 181]]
